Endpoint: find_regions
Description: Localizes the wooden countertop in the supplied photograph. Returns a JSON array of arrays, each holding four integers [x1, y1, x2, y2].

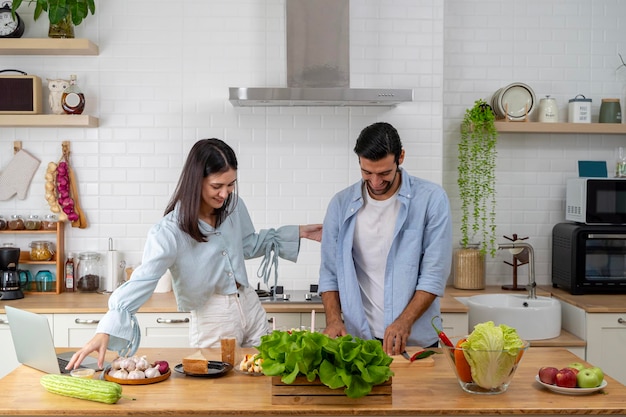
[[0, 347, 624, 416], [541, 286, 626, 313]]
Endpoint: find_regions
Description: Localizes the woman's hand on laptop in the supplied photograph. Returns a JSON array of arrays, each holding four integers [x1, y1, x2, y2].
[[65, 333, 110, 370]]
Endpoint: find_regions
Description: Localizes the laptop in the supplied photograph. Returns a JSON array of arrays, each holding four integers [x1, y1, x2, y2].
[[5, 306, 105, 374]]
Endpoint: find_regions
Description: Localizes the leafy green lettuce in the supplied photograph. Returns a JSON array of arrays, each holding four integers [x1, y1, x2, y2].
[[256, 330, 394, 398], [461, 321, 524, 389]]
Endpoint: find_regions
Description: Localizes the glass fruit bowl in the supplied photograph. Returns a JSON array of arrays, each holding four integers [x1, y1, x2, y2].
[[442, 336, 530, 395]]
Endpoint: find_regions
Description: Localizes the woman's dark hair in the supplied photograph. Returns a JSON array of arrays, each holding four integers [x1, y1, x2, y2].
[[353, 122, 403, 164], [165, 138, 238, 242]]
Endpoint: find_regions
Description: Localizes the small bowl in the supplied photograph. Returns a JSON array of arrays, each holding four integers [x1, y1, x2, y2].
[[442, 336, 529, 395], [70, 368, 95, 379]]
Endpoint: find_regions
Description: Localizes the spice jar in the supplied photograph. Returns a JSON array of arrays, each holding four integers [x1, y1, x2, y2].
[[0, 215, 7, 230], [8, 214, 25, 230], [42, 214, 58, 230], [29, 240, 55, 261], [25, 214, 42, 230], [76, 252, 102, 292]]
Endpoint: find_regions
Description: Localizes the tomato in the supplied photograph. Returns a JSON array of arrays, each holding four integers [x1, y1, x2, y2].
[[454, 338, 472, 383]]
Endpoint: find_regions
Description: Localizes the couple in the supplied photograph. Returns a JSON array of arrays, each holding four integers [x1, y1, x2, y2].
[[67, 122, 452, 370]]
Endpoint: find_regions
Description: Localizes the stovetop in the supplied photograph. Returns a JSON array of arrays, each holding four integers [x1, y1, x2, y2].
[[255, 285, 321, 304]]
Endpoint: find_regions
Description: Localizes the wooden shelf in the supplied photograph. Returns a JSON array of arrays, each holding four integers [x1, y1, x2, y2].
[[0, 38, 99, 55], [495, 121, 626, 135], [0, 222, 65, 294], [0, 114, 98, 127]]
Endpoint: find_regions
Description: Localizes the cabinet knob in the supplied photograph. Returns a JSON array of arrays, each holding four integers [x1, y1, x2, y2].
[[618, 318, 625, 325]]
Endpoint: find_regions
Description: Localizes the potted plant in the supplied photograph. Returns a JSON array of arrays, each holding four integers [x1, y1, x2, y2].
[[11, 0, 95, 38], [454, 98, 498, 289]]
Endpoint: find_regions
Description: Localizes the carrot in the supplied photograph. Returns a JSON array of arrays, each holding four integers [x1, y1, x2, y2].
[[454, 338, 472, 383]]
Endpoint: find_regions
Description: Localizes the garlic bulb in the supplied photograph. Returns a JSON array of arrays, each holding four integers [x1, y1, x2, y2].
[[121, 357, 136, 371], [144, 365, 161, 379], [135, 355, 149, 371], [111, 369, 128, 379], [127, 370, 145, 380]]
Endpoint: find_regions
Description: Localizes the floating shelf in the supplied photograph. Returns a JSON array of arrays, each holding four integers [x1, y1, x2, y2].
[[0, 38, 99, 55], [0, 114, 99, 127], [494, 121, 626, 135]]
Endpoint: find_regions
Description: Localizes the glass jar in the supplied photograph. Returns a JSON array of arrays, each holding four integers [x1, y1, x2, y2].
[[8, 214, 25, 230], [29, 241, 55, 261], [42, 214, 58, 231], [25, 214, 42, 230], [0, 215, 7, 230], [76, 252, 101, 292]]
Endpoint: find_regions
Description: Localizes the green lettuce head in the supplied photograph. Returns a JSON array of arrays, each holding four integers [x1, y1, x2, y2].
[[461, 321, 524, 389]]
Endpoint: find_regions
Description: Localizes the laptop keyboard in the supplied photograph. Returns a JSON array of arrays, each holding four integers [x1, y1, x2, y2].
[[57, 357, 71, 373]]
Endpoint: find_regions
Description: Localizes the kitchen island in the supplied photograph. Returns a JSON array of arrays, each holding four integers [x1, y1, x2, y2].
[[0, 347, 624, 416]]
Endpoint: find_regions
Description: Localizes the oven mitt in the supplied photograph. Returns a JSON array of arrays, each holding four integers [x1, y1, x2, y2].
[[0, 149, 41, 200]]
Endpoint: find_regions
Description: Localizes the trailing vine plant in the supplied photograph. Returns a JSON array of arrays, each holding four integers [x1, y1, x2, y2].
[[458, 99, 498, 257]]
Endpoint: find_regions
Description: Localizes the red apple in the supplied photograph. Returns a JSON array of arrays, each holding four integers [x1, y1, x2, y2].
[[538, 366, 559, 385], [564, 367, 579, 376], [555, 368, 577, 388]]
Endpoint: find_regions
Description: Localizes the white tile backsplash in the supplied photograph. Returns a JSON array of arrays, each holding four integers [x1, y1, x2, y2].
[[2, 0, 624, 291]]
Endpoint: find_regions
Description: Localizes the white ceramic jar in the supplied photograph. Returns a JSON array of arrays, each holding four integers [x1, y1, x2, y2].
[[538, 96, 558, 123]]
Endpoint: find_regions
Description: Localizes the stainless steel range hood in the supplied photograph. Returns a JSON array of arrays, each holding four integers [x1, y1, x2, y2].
[[229, 0, 413, 107]]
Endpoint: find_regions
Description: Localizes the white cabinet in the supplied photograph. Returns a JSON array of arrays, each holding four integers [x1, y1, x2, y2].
[[586, 313, 626, 385], [135, 313, 190, 348], [440, 312, 468, 337], [53, 313, 103, 347], [561, 302, 626, 385]]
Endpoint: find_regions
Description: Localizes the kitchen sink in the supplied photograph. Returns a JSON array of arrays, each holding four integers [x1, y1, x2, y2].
[[456, 294, 562, 340]]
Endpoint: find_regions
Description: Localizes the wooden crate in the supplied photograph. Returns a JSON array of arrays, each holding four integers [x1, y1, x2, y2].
[[271, 376, 392, 405]]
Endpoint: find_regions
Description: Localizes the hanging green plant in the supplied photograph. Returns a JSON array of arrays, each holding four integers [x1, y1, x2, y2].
[[458, 99, 498, 257]]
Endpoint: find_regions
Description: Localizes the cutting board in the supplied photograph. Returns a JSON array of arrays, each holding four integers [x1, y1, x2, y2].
[[390, 347, 436, 368]]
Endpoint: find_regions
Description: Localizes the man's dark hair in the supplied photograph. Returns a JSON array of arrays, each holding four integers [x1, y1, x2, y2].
[[353, 122, 403, 164]]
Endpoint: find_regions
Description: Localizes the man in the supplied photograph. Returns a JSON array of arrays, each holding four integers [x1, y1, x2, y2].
[[318, 122, 452, 356]]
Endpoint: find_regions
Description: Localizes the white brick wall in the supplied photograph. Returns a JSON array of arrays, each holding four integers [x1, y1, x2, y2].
[[444, 0, 626, 287], [4, 0, 623, 291], [1, 0, 443, 291]]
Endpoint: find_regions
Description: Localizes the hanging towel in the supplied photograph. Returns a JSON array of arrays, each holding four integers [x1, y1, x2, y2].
[[0, 149, 41, 200]]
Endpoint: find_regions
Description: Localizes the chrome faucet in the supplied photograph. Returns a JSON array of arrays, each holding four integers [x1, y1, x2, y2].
[[497, 242, 536, 299]]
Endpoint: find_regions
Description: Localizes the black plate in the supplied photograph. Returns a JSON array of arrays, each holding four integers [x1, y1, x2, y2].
[[174, 361, 233, 378]]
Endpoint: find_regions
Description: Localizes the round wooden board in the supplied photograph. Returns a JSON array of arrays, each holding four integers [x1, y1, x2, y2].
[[104, 369, 171, 385]]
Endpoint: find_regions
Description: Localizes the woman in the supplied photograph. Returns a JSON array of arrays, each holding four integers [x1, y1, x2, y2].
[[67, 139, 322, 370]]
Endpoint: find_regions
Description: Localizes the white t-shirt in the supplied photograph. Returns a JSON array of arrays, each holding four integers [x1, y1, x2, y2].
[[352, 185, 400, 339]]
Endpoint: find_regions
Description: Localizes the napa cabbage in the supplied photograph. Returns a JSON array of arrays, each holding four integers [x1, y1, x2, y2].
[[461, 321, 525, 389]]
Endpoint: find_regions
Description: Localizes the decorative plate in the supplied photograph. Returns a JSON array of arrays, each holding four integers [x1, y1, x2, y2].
[[104, 368, 171, 385], [535, 375, 607, 395], [499, 83, 536, 120], [174, 361, 233, 378]]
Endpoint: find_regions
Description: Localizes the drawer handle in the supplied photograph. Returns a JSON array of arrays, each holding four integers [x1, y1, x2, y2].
[[0, 318, 8, 325], [74, 319, 100, 324], [156, 317, 190, 324], [619, 318, 625, 325]]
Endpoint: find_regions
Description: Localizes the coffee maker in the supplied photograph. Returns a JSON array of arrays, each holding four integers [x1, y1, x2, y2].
[[0, 246, 24, 300]]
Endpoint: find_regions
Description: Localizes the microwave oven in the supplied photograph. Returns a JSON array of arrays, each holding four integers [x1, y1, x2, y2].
[[565, 177, 626, 224], [552, 222, 626, 294]]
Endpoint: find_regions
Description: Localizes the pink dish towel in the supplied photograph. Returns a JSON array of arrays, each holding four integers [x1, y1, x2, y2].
[[0, 149, 41, 200]]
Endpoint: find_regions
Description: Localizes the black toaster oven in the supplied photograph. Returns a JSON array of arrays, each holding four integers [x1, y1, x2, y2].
[[552, 222, 626, 294]]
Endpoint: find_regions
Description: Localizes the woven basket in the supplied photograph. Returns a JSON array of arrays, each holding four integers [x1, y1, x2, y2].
[[453, 248, 485, 290]]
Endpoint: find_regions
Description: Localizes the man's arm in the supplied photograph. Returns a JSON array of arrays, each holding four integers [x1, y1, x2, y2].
[[382, 290, 437, 355], [321, 290, 347, 338]]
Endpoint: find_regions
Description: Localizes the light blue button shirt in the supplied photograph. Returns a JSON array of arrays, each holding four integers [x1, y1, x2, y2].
[[318, 168, 452, 347], [97, 198, 300, 355]]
